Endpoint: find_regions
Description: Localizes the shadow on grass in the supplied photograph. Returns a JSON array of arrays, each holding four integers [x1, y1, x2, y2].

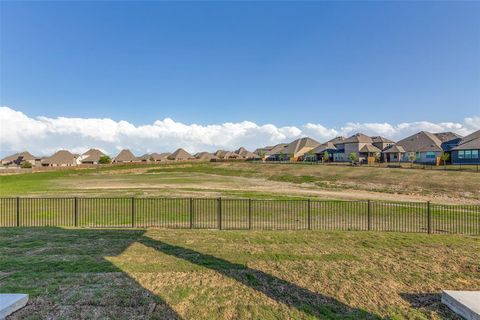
[[0, 227, 181, 319], [1, 227, 383, 319], [139, 235, 381, 319], [400, 293, 458, 319]]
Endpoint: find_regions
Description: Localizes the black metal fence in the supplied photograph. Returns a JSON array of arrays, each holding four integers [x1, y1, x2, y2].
[[0, 197, 478, 234]]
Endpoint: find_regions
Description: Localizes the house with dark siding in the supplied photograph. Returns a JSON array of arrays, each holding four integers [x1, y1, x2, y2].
[[451, 130, 480, 164]]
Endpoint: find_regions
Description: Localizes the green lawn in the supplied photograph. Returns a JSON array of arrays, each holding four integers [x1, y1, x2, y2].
[[1, 228, 479, 319], [1, 162, 479, 203]]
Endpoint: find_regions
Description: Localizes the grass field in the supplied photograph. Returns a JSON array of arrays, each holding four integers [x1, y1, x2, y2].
[[1, 162, 479, 203], [1, 197, 478, 234], [0, 228, 479, 319]]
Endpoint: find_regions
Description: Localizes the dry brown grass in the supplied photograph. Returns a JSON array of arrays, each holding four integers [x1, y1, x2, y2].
[[1, 228, 478, 319]]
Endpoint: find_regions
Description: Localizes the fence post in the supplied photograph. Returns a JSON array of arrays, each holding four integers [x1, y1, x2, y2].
[[189, 198, 193, 229], [131, 197, 135, 228], [307, 199, 311, 230], [217, 197, 222, 230], [16, 197, 20, 227], [74, 197, 78, 227], [367, 200, 371, 231], [248, 199, 252, 230], [427, 201, 431, 234]]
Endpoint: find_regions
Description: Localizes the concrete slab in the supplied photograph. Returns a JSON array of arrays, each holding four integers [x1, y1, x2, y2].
[[442, 290, 480, 320], [0, 294, 29, 320]]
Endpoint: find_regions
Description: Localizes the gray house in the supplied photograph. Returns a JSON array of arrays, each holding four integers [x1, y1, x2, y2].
[[394, 131, 443, 164]]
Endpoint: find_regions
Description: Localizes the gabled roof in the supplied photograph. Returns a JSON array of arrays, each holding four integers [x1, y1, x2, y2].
[[359, 144, 381, 153], [452, 137, 480, 150], [215, 150, 240, 159], [114, 149, 138, 162], [343, 133, 372, 144], [139, 153, 151, 161], [235, 147, 248, 154], [282, 137, 320, 155], [311, 142, 337, 154], [434, 132, 463, 143], [1, 151, 38, 163], [81, 149, 106, 163], [452, 130, 480, 151], [239, 151, 259, 159], [383, 145, 406, 153], [150, 152, 171, 161], [371, 136, 395, 144], [195, 152, 218, 160], [328, 137, 345, 145], [396, 131, 443, 152], [42, 150, 76, 165], [235, 148, 258, 159], [168, 148, 194, 160], [265, 143, 288, 155]]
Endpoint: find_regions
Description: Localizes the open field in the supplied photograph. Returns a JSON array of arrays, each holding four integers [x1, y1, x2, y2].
[[0, 228, 479, 319], [1, 162, 479, 203]]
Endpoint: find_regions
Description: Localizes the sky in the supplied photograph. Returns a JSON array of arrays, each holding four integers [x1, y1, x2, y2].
[[1, 1, 479, 156]]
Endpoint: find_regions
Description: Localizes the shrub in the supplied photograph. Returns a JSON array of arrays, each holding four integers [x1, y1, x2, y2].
[[21, 161, 32, 168], [98, 155, 111, 164]]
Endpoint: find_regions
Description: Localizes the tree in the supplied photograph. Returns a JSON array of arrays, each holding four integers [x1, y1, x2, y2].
[[21, 161, 32, 168], [323, 151, 329, 163], [149, 156, 155, 162], [98, 155, 111, 164], [374, 152, 381, 163], [306, 149, 315, 162], [348, 152, 358, 165], [408, 153, 416, 168], [278, 151, 285, 161], [440, 152, 450, 169], [289, 153, 295, 162]]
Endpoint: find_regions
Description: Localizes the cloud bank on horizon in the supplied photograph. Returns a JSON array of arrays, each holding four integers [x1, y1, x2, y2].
[[1, 106, 479, 157]]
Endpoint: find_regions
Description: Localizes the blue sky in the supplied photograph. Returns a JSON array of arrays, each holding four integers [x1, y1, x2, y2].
[[1, 1, 479, 128]]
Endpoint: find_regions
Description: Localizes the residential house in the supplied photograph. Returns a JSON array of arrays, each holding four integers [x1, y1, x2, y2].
[[168, 148, 195, 161], [435, 132, 463, 163], [310, 142, 337, 162], [371, 136, 395, 151], [1, 151, 40, 167], [382, 145, 406, 163], [270, 137, 320, 161], [79, 148, 106, 164], [214, 150, 241, 160], [151, 153, 171, 162], [393, 131, 444, 164], [113, 149, 138, 163], [256, 143, 288, 160], [451, 130, 480, 164], [195, 152, 218, 161], [235, 147, 259, 160], [41, 150, 77, 167], [342, 133, 381, 164]]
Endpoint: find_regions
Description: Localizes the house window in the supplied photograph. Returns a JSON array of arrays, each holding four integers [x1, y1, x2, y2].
[[458, 151, 464, 159], [425, 152, 436, 159], [465, 150, 472, 159], [472, 150, 479, 159]]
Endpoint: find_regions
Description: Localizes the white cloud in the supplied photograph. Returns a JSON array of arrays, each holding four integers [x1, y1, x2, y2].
[[0, 106, 478, 157]]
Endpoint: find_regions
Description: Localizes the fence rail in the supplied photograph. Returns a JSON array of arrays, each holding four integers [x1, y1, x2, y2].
[[0, 197, 479, 234]]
